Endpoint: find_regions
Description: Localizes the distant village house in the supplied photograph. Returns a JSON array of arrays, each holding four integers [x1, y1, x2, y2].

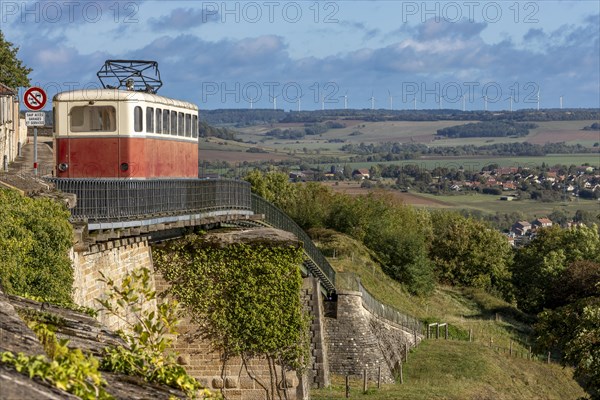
[[352, 169, 370, 180]]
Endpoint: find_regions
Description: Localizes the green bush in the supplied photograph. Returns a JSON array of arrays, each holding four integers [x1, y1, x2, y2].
[[0, 189, 73, 302]]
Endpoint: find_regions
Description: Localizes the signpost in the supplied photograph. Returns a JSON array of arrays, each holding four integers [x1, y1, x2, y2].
[[25, 112, 45, 126], [23, 87, 48, 176]]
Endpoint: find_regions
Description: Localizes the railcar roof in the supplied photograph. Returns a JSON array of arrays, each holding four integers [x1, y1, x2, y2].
[[53, 89, 198, 110]]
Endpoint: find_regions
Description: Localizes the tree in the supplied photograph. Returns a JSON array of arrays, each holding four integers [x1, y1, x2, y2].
[[534, 297, 600, 399], [511, 225, 600, 313], [245, 169, 297, 211], [0, 30, 32, 88], [285, 182, 333, 230], [430, 211, 513, 293]]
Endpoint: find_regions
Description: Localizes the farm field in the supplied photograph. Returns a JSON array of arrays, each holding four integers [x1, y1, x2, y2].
[[212, 118, 600, 169], [321, 182, 600, 220], [416, 192, 600, 218], [232, 119, 599, 151], [314, 154, 600, 171]]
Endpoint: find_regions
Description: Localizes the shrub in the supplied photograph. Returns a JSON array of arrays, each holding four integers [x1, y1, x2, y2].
[[0, 189, 73, 303]]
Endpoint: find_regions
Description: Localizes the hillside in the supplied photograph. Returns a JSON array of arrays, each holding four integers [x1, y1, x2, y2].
[[310, 229, 587, 400]]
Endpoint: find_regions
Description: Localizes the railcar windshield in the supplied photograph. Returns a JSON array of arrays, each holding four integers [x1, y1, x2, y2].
[[71, 105, 117, 132]]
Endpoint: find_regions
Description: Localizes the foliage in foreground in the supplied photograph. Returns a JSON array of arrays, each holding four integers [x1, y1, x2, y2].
[[1, 321, 112, 400], [0, 189, 73, 303], [96, 267, 214, 399], [153, 236, 309, 399]]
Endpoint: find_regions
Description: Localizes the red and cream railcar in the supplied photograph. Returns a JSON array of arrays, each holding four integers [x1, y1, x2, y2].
[[53, 89, 199, 178]]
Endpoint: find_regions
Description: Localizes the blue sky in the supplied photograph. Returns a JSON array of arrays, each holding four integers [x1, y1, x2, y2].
[[2, 0, 599, 110]]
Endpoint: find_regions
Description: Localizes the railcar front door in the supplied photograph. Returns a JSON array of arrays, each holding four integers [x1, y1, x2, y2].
[[66, 102, 120, 178]]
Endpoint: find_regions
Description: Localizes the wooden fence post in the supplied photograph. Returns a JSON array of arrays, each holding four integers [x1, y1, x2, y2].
[[445, 324, 448, 340], [547, 352, 551, 364], [436, 323, 440, 339], [399, 361, 404, 384], [378, 366, 381, 389], [404, 342, 409, 361], [510, 341, 513, 357], [469, 328, 472, 342], [363, 368, 367, 393], [345, 375, 350, 398]]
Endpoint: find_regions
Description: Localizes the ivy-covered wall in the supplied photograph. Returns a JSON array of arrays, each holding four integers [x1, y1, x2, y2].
[[152, 231, 311, 400]]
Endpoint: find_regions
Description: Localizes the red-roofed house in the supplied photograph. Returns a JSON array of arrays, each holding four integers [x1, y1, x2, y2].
[[532, 218, 553, 229]]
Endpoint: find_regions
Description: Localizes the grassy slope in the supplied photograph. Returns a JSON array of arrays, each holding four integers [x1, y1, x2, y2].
[[310, 230, 586, 400]]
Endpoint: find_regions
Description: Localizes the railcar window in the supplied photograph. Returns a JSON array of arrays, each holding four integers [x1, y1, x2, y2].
[[178, 113, 184, 136], [185, 114, 191, 137], [163, 110, 170, 134], [71, 106, 116, 132], [192, 115, 198, 138], [146, 107, 154, 133], [134, 106, 143, 132], [156, 109, 162, 134], [171, 111, 178, 135]]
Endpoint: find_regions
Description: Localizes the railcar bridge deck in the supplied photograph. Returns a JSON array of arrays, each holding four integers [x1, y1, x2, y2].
[[47, 178, 337, 295]]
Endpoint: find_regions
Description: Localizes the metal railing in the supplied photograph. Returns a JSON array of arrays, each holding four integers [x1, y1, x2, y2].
[[47, 178, 336, 294], [251, 194, 336, 294], [358, 279, 422, 333], [47, 178, 252, 222]]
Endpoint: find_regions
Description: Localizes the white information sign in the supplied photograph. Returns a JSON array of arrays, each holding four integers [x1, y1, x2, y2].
[[26, 111, 46, 126]]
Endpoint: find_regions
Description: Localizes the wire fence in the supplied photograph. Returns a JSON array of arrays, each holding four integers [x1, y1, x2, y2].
[[425, 322, 560, 364]]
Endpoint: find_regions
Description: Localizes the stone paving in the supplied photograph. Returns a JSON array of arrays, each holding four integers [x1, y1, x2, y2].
[[0, 135, 55, 193]]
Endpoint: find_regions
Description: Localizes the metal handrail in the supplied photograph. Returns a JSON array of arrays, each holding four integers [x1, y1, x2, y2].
[[358, 279, 422, 333], [46, 178, 336, 294], [251, 194, 336, 294], [47, 178, 252, 222]]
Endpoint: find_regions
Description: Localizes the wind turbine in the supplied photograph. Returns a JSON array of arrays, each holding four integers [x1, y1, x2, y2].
[[297, 96, 302, 112], [369, 92, 375, 110], [507, 95, 513, 112], [537, 89, 540, 111], [482, 95, 488, 111], [560, 95, 563, 109], [270, 94, 278, 110], [321, 95, 325, 111], [438, 95, 443, 110], [388, 89, 393, 111], [343, 91, 348, 109], [248, 97, 255, 110]]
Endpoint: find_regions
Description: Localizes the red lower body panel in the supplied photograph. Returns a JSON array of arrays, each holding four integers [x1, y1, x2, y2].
[[55, 137, 198, 178]]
